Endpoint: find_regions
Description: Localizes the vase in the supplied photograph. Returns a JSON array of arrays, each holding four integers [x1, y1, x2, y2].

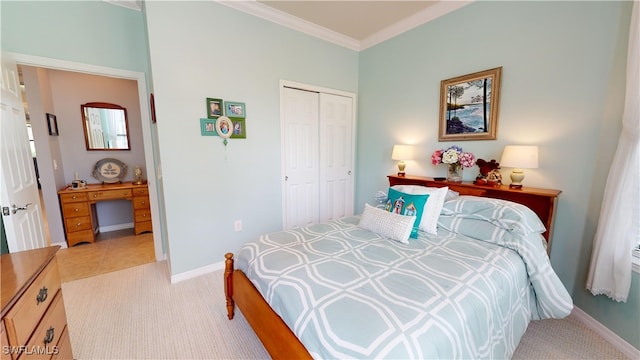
[[447, 163, 463, 182]]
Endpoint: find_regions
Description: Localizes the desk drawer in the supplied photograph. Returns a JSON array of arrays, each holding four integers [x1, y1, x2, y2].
[[19, 291, 67, 360], [59, 193, 87, 203], [132, 187, 148, 197], [135, 221, 153, 235], [64, 216, 92, 233], [88, 189, 131, 201], [133, 197, 150, 209], [134, 209, 152, 223], [61, 202, 89, 217], [66, 230, 94, 247], [5, 260, 61, 347]]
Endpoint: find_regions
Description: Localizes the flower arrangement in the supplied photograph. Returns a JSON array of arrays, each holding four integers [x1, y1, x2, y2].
[[431, 145, 476, 167], [431, 145, 476, 182]]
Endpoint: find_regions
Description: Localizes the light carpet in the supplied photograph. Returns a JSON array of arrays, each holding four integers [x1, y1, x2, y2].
[[62, 261, 630, 359]]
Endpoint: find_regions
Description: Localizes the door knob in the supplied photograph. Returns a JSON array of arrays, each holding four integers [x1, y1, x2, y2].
[[11, 203, 32, 214]]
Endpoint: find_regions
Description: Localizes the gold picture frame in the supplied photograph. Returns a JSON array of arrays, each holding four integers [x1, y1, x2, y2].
[[438, 67, 502, 141]]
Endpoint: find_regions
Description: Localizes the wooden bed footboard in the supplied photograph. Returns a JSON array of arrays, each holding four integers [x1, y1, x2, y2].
[[224, 253, 312, 359]]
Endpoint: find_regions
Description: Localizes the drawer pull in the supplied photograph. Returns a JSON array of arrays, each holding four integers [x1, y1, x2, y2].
[[72, 195, 77, 199], [36, 286, 48, 304], [44, 326, 55, 345], [77, 222, 82, 227], [74, 208, 80, 212], [93, 194, 98, 198]]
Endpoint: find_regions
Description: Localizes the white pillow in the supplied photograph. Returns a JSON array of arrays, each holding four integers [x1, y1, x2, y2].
[[390, 185, 448, 235], [358, 203, 415, 244]]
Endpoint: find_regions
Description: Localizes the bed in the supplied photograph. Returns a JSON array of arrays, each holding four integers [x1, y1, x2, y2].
[[224, 177, 573, 359]]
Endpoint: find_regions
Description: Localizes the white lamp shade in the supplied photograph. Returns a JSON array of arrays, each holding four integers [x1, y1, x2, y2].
[[391, 145, 414, 160], [500, 145, 539, 169]]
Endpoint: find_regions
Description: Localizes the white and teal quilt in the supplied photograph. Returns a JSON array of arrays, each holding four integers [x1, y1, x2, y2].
[[236, 196, 573, 359]]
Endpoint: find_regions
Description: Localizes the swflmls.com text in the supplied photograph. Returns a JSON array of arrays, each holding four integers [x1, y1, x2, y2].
[[2, 345, 59, 355]]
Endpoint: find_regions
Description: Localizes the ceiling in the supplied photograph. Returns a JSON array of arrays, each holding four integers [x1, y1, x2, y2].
[[104, 1, 472, 51]]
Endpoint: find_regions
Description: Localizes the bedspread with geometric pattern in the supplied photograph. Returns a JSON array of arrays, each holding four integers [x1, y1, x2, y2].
[[236, 214, 569, 359]]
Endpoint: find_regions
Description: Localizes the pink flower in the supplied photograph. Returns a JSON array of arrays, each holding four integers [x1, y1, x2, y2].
[[431, 150, 443, 165], [458, 152, 476, 168]]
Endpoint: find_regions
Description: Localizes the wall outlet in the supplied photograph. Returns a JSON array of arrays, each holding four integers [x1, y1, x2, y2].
[[234, 220, 242, 232]]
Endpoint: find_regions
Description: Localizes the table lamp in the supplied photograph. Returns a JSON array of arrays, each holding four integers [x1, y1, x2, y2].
[[500, 145, 539, 189], [391, 145, 414, 177]]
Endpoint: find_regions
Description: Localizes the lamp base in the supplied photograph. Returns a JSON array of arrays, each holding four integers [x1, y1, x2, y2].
[[397, 172, 406, 177], [509, 184, 523, 189]]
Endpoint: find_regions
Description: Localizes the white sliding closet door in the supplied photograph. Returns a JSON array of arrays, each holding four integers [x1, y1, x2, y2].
[[319, 92, 353, 223], [281, 84, 355, 229]]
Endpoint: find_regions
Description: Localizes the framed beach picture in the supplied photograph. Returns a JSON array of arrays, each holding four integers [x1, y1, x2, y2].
[[224, 101, 246, 118], [438, 67, 502, 141]]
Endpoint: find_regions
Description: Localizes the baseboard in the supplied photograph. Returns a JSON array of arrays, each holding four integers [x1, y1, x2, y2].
[[572, 307, 640, 359], [99, 223, 134, 233], [170, 260, 225, 284]]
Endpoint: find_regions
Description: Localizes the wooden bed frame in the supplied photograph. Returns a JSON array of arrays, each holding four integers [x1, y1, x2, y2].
[[224, 175, 561, 359]]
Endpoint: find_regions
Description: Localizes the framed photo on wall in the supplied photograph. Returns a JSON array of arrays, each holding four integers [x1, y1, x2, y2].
[[230, 117, 246, 139], [224, 101, 246, 118], [206, 98, 223, 119], [438, 67, 502, 141], [46, 113, 59, 136], [200, 118, 217, 136]]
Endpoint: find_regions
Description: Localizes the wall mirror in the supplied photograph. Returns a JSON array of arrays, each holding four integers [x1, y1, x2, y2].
[[81, 102, 130, 150]]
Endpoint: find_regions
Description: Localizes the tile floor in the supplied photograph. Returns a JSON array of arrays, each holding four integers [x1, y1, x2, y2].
[[55, 229, 155, 283]]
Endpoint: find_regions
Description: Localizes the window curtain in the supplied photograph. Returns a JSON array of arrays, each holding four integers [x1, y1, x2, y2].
[[586, 2, 640, 303]]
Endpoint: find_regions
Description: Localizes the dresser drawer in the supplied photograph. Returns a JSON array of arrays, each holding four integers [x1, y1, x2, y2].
[[64, 216, 92, 233], [4, 260, 61, 347], [19, 291, 67, 360], [88, 189, 132, 201], [59, 193, 87, 204], [61, 202, 90, 217], [133, 197, 150, 209], [50, 326, 72, 360], [66, 230, 94, 247]]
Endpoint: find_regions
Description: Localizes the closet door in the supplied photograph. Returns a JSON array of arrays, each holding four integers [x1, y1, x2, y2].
[[281, 85, 355, 229], [319, 93, 353, 223], [282, 87, 320, 229]]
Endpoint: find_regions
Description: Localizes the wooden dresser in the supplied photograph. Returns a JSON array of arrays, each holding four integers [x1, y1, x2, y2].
[[1, 246, 73, 359], [58, 182, 152, 247], [388, 175, 561, 253]]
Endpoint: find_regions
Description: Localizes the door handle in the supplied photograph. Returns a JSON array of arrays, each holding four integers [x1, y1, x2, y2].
[[11, 203, 32, 214]]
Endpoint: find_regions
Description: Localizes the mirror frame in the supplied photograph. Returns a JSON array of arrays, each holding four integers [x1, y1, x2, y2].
[[81, 102, 131, 151]]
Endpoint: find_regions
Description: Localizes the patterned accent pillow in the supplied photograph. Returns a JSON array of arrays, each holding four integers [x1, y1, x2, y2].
[[358, 203, 415, 244], [391, 185, 449, 235], [385, 188, 429, 238]]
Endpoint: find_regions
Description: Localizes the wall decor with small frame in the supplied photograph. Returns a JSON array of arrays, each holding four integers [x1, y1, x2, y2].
[[224, 101, 246, 118], [46, 113, 59, 136], [207, 98, 223, 118]]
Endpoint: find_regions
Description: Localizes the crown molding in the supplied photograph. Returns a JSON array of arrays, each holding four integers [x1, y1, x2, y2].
[[217, 1, 473, 52], [103, 0, 142, 11], [217, 1, 361, 51], [360, 1, 474, 51]]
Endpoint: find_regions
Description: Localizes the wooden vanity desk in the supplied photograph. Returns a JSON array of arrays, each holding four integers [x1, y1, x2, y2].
[[388, 175, 561, 253], [58, 182, 152, 247], [1, 246, 73, 359]]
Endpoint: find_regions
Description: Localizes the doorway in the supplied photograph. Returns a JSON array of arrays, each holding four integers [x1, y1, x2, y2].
[[12, 53, 164, 281]]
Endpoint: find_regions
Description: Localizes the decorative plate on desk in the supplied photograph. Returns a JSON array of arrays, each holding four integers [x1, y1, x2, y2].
[[92, 158, 127, 183]]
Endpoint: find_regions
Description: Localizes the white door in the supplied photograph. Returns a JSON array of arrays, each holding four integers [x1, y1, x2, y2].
[[319, 93, 354, 222], [0, 54, 47, 252], [281, 84, 355, 229], [282, 87, 320, 229]]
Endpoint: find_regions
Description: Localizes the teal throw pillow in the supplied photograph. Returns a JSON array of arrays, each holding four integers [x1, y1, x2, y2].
[[385, 188, 429, 239]]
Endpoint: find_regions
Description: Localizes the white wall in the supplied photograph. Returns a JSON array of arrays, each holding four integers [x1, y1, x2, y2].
[[144, 1, 359, 275]]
